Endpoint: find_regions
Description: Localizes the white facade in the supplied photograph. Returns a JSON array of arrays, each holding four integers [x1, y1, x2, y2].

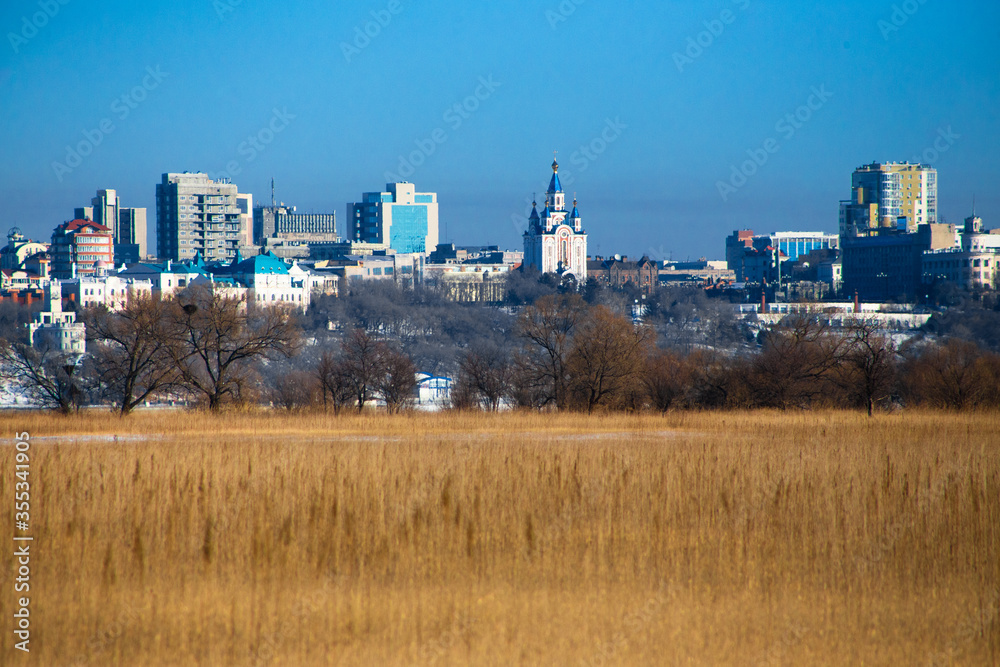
[[416, 374, 452, 411], [28, 282, 86, 354], [288, 261, 339, 297], [227, 254, 311, 310], [244, 272, 308, 308], [523, 160, 587, 281], [237, 192, 254, 248], [921, 216, 1000, 290], [119, 260, 206, 297], [1, 228, 48, 271], [63, 275, 153, 311]]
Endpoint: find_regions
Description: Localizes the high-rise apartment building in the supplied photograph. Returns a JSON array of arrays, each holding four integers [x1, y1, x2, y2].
[[117, 207, 147, 262], [840, 162, 937, 238], [236, 193, 254, 247], [94, 189, 119, 231], [75, 189, 147, 263], [156, 173, 242, 262], [348, 182, 438, 254]]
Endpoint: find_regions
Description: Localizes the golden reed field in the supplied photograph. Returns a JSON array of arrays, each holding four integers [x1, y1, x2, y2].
[[0, 409, 997, 665]]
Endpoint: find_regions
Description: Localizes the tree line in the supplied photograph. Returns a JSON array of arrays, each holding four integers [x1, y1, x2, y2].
[[3, 281, 1000, 414], [452, 294, 1000, 414]]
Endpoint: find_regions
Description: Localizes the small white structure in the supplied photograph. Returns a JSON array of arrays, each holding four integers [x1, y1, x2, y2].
[[415, 373, 452, 411], [27, 282, 85, 353], [289, 260, 339, 297]]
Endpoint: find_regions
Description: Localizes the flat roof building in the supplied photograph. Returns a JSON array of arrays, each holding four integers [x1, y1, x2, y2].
[[156, 173, 243, 263], [842, 223, 957, 301], [840, 162, 937, 238], [348, 182, 438, 255]]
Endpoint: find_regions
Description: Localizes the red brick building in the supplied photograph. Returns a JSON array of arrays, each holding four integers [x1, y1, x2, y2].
[[586, 255, 659, 294], [50, 219, 113, 279]]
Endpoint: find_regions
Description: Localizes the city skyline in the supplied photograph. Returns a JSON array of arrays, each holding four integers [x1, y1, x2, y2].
[[2, 0, 998, 260]]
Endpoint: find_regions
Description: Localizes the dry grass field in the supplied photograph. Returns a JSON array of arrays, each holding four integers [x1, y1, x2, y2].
[[0, 409, 997, 665]]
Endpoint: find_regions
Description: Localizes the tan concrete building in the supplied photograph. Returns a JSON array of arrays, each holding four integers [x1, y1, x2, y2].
[[922, 215, 1000, 290], [840, 162, 937, 238]]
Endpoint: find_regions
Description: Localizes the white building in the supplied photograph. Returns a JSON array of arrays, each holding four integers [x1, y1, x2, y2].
[[522, 159, 588, 281], [62, 272, 154, 311], [228, 252, 311, 309], [288, 261, 339, 297], [415, 374, 452, 411], [1, 227, 48, 271], [119, 259, 208, 297], [27, 282, 85, 354], [922, 214, 1000, 290]]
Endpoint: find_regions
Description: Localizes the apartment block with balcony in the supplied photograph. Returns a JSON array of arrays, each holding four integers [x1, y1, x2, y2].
[[50, 219, 113, 279], [840, 162, 937, 239], [156, 173, 243, 262]]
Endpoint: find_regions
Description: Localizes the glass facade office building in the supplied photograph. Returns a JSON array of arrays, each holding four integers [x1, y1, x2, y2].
[[348, 183, 439, 254], [771, 232, 839, 262]]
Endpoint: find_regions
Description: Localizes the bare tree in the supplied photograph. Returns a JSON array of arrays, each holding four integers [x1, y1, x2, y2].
[[643, 350, 688, 413], [376, 346, 417, 414], [340, 328, 386, 413], [515, 294, 586, 409], [838, 318, 897, 416], [84, 294, 179, 415], [314, 350, 355, 414], [900, 338, 996, 409], [568, 306, 654, 413], [747, 316, 846, 409], [268, 369, 319, 411], [166, 285, 301, 410], [0, 340, 88, 413], [458, 343, 514, 411], [0, 300, 38, 344]]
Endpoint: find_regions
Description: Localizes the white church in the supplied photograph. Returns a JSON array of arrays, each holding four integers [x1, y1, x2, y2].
[[522, 159, 588, 282]]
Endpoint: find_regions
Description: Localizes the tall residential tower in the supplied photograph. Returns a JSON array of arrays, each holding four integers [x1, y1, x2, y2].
[[839, 162, 937, 238], [156, 173, 242, 262], [75, 188, 148, 263]]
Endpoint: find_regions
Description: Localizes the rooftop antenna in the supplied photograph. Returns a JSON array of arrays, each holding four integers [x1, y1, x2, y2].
[[271, 177, 275, 207], [973, 194, 976, 217]]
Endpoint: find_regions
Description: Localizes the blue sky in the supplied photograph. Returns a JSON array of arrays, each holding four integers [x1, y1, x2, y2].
[[1, 0, 997, 261]]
